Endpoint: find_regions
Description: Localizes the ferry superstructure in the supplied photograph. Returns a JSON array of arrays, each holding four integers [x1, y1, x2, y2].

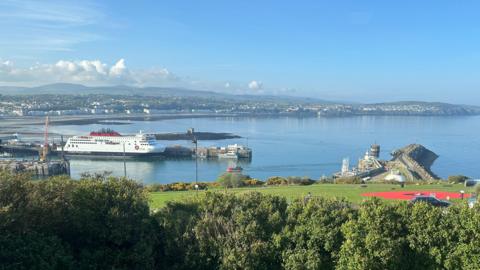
[[61, 130, 165, 157]]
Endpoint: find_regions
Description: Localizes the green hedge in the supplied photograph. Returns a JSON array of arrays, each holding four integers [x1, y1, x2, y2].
[[1, 172, 479, 269]]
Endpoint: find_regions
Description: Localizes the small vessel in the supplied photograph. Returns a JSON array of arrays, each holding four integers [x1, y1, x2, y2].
[[60, 129, 165, 158], [218, 150, 238, 159], [226, 159, 243, 173], [226, 166, 243, 173], [226, 160, 243, 173]]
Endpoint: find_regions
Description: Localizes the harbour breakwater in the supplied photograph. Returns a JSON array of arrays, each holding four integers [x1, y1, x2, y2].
[[337, 144, 442, 181], [390, 144, 440, 180]]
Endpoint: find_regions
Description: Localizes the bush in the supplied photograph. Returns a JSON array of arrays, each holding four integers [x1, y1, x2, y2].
[[318, 176, 334, 184], [145, 182, 211, 192], [0, 233, 73, 270], [276, 197, 355, 270], [334, 176, 363, 184], [266, 176, 288, 185], [243, 178, 265, 186], [337, 199, 409, 269], [267, 176, 316, 186], [286, 176, 316, 185], [448, 175, 469, 184], [3, 171, 480, 269], [217, 172, 249, 188], [155, 192, 288, 269], [0, 172, 162, 269]]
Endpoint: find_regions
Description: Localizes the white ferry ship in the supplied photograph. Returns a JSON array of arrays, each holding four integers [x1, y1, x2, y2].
[[61, 129, 165, 157]]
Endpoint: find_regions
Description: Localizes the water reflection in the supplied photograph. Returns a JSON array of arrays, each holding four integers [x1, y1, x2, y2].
[[70, 157, 253, 184], [7, 115, 480, 182]]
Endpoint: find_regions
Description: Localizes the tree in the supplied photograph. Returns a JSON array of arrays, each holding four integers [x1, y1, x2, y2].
[[443, 205, 480, 269], [275, 197, 355, 270], [217, 172, 248, 188], [0, 173, 162, 269], [337, 199, 410, 270], [66, 177, 160, 269], [0, 233, 73, 270], [155, 192, 287, 270], [406, 203, 455, 269]]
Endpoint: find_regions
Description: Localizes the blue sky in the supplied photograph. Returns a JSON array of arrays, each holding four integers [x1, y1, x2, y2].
[[1, 0, 480, 104]]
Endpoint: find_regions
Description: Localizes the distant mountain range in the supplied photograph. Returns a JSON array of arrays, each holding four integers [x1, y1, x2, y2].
[[0, 83, 329, 104], [1, 84, 479, 113]]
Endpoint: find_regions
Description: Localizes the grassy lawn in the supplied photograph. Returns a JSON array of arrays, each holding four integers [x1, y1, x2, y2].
[[149, 183, 473, 209]]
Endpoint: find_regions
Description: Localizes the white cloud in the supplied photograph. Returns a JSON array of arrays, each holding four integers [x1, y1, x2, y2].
[[0, 59, 179, 86], [248, 80, 263, 90], [0, 59, 276, 95], [109, 59, 127, 77], [132, 68, 178, 87]]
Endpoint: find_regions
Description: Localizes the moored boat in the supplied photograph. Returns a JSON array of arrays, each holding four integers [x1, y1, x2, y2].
[[59, 129, 165, 158]]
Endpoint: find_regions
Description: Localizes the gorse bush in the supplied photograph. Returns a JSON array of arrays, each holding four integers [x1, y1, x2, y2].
[[1, 172, 480, 269], [145, 181, 215, 192], [243, 178, 265, 186], [266, 176, 315, 186], [266, 176, 289, 185]]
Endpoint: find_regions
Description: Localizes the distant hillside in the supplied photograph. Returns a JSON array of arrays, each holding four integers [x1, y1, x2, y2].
[[1, 84, 479, 115], [0, 83, 331, 104], [359, 101, 480, 115]]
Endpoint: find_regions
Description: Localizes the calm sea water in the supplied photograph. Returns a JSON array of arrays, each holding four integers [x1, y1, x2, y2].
[[45, 116, 480, 183]]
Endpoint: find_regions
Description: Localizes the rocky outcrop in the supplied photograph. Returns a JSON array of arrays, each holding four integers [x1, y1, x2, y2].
[[0, 160, 70, 177], [389, 144, 440, 180]]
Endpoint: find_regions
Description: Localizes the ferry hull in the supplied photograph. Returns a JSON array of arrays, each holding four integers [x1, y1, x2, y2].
[[63, 151, 165, 159]]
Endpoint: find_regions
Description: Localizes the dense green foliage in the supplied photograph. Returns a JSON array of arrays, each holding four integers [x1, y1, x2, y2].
[[0, 172, 160, 269], [447, 175, 469, 183], [145, 181, 216, 192], [266, 176, 316, 186], [217, 172, 250, 188], [334, 176, 364, 184], [1, 172, 480, 269]]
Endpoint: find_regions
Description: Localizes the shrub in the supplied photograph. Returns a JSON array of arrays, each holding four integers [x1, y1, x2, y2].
[[0, 173, 162, 269], [318, 177, 334, 184], [337, 199, 410, 269], [334, 176, 363, 184], [145, 182, 211, 192], [266, 176, 288, 185], [286, 176, 316, 185], [276, 197, 355, 270], [243, 178, 265, 186], [447, 175, 469, 184], [217, 172, 249, 188], [0, 233, 73, 270], [154, 192, 288, 269]]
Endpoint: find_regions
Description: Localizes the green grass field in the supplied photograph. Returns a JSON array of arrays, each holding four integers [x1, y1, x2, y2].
[[149, 183, 473, 209]]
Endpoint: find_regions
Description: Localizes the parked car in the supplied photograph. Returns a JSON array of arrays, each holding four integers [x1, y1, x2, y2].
[[410, 196, 451, 207]]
